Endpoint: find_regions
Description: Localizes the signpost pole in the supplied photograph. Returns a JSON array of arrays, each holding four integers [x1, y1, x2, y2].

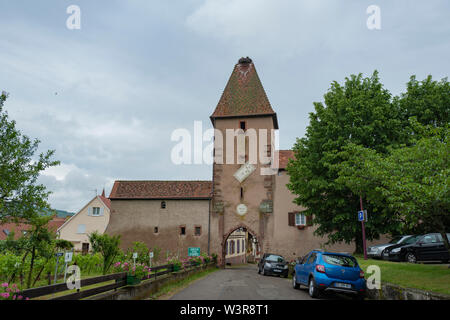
[[360, 195, 368, 260], [54, 254, 60, 284]]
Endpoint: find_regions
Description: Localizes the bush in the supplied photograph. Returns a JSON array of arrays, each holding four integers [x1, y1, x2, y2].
[[0, 252, 22, 282], [72, 253, 102, 275], [0, 282, 27, 300], [88, 232, 121, 275], [126, 242, 149, 265], [113, 261, 152, 280]]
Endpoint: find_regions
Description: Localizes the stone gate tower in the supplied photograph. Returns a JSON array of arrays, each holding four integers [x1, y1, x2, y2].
[[210, 57, 279, 265]]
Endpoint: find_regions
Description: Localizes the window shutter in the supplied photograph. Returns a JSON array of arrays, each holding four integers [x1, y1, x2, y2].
[[88, 207, 92, 216], [306, 214, 313, 226], [288, 212, 295, 226], [100, 208, 104, 216]]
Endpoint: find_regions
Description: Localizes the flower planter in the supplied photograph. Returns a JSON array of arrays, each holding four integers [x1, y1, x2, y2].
[[126, 275, 141, 285], [173, 265, 181, 271], [296, 225, 305, 230]]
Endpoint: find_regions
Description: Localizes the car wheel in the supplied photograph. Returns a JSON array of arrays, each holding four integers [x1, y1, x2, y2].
[[292, 273, 300, 289], [406, 252, 417, 263], [263, 268, 268, 276], [308, 277, 320, 298]]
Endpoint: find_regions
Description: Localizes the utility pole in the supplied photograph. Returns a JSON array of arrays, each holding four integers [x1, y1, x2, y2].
[[360, 195, 368, 260]]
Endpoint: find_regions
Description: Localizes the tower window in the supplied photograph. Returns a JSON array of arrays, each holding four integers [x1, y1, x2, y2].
[[161, 201, 166, 209], [240, 187, 244, 199], [240, 121, 246, 130], [180, 226, 186, 235], [154, 227, 159, 234], [195, 226, 202, 236]]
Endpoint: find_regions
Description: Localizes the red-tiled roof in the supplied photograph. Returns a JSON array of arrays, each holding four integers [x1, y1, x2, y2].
[[99, 195, 111, 209], [211, 57, 278, 128], [0, 217, 66, 240], [109, 181, 213, 200], [277, 150, 295, 169]]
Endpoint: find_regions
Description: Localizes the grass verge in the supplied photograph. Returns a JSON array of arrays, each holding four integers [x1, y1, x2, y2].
[[147, 267, 220, 300], [355, 256, 450, 295]]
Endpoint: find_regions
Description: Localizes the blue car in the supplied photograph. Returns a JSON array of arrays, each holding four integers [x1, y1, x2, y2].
[[292, 250, 366, 299]]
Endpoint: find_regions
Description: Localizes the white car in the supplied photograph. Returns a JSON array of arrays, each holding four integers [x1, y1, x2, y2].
[[367, 235, 412, 259]]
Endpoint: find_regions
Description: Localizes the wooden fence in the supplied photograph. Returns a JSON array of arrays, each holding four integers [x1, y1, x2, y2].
[[19, 261, 204, 300]]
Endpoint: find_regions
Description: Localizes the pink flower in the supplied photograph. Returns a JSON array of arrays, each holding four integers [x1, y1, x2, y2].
[[1, 292, 10, 299], [1, 283, 8, 288], [18, 295, 23, 300], [26, 297, 30, 300]]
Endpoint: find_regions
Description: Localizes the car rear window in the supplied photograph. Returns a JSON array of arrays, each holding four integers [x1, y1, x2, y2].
[[265, 255, 285, 262], [322, 254, 357, 267]]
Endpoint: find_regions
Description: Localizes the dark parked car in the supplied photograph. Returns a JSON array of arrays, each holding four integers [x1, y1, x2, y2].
[[258, 253, 289, 277], [383, 233, 450, 263]]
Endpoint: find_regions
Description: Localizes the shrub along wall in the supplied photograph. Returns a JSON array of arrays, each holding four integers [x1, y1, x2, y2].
[[87, 262, 217, 300]]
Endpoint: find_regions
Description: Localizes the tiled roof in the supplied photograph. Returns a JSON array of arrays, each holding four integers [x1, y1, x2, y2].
[[277, 150, 295, 169], [109, 181, 213, 200], [0, 217, 66, 240], [211, 57, 278, 127], [99, 195, 111, 209]]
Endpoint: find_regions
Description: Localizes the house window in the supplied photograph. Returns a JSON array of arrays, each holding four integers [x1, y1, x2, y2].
[[195, 226, 201, 236], [180, 226, 186, 235], [92, 207, 100, 216], [237, 240, 240, 254], [77, 224, 86, 234], [161, 201, 166, 209], [295, 213, 306, 226], [240, 121, 246, 130], [154, 227, 159, 234]]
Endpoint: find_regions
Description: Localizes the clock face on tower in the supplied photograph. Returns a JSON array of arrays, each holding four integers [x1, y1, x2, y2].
[[236, 204, 248, 216]]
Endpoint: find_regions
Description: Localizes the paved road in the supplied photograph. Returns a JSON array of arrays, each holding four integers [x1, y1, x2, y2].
[[170, 264, 337, 300]]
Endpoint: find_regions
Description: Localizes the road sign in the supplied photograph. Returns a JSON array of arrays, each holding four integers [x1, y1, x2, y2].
[[149, 252, 154, 258], [188, 247, 200, 257], [64, 252, 73, 263], [358, 211, 364, 221], [133, 252, 138, 259], [55, 252, 64, 257]]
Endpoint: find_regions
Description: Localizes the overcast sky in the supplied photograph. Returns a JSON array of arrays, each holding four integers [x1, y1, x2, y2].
[[1, 0, 449, 212]]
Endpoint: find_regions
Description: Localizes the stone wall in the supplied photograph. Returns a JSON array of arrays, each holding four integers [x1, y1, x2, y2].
[[367, 282, 450, 300]]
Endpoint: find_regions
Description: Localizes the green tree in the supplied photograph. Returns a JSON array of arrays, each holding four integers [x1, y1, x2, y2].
[[287, 71, 407, 253], [89, 232, 121, 275], [397, 75, 449, 128], [0, 91, 59, 223], [334, 123, 449, 258]]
